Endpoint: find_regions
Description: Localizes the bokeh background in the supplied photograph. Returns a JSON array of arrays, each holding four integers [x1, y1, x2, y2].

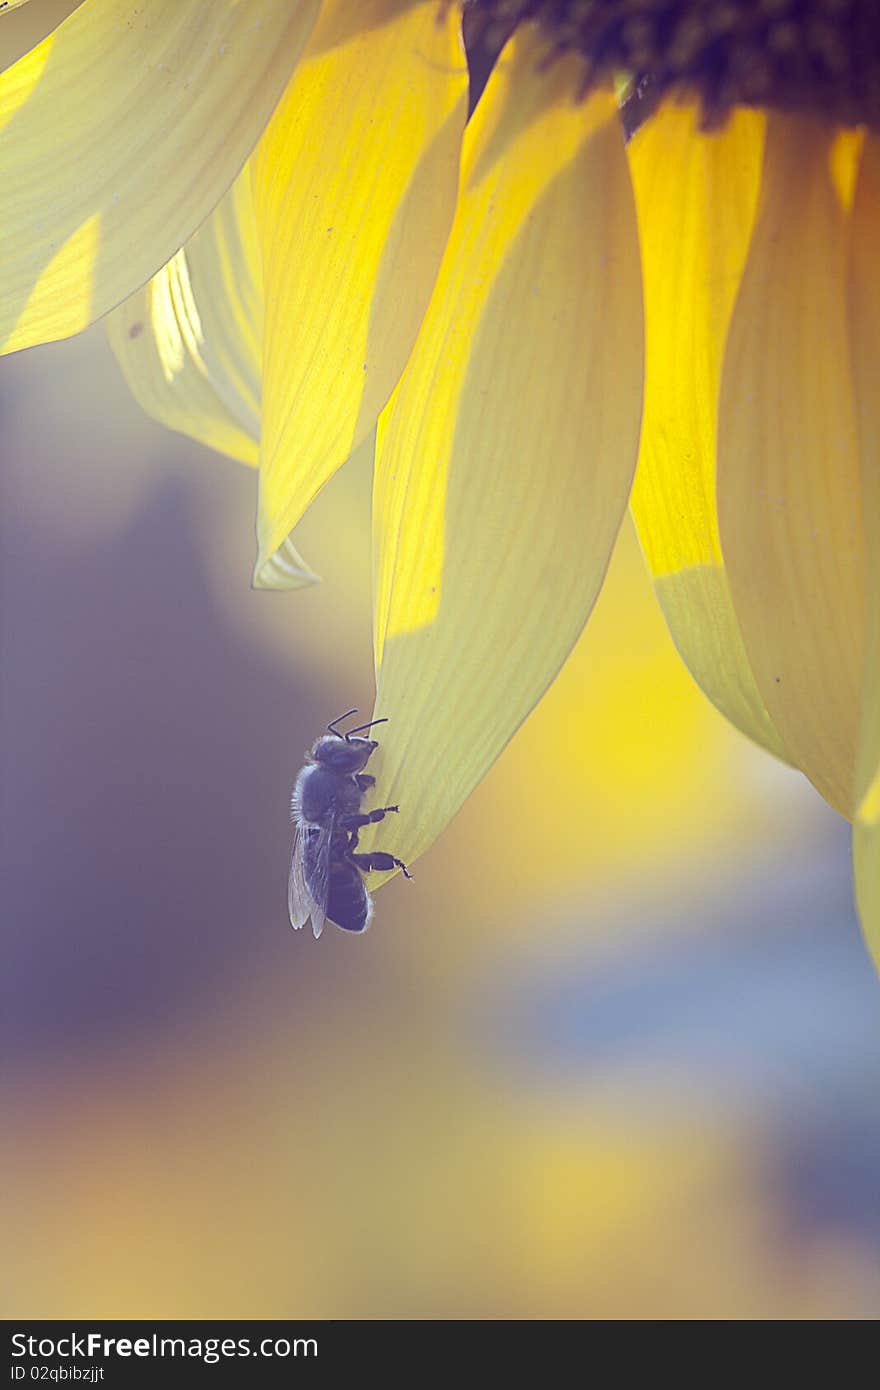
[[3, 322, 880, 1320]]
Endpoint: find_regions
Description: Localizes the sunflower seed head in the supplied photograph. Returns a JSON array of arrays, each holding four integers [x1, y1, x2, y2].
[[463, 0, 880, 129]]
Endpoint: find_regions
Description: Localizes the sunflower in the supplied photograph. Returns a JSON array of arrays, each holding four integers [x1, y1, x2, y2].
[[3, 1, 879, 961]]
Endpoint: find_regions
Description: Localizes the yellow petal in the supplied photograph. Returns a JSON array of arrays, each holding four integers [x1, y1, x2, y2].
[[851, 136, 880, 969], [251, 0, 467, 587], [716, 117, 866, 816], [105, 171, 262, 470], [105, 168, 317, 591], [627, 104, 787, 760], [366, 30, 643, 875], [0, 0, 319, 354]]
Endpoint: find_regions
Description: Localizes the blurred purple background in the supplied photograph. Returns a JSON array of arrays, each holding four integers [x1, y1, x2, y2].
[[3, 326, 879, 1319]]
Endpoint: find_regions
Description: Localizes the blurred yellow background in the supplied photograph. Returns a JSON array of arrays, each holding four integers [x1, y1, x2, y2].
[[3, 326, 879, 1319]]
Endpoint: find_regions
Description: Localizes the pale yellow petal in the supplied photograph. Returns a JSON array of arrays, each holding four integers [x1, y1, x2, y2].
[[627, 104, 787, 760], [717, 117, 866, 816], [105, 169, 317, 591], [851, 135, 880, 969], [106, 171, 262, 469], [251, 0, 467, 587], [366, 31, 643, 875], [0, 0, 319, 353]]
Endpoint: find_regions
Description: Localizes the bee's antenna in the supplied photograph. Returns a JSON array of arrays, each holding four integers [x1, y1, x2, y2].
[[327, 707, 358, 738], [345, 717, 388, 739]]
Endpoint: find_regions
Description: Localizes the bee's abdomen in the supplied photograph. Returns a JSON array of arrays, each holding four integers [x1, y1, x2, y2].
[[326, 861, 371, 934]]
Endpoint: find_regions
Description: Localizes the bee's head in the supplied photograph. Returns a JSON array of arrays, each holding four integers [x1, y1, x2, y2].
[[312, 734, 378, 773]]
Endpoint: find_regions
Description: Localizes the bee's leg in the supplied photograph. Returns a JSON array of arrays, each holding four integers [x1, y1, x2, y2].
[[354, 773, 376, 792], [350, 850, 413, 881], [340, 806, 399, 830]]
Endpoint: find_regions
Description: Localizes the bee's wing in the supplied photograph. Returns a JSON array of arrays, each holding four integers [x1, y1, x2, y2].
[[288, 821, 331, 940], [287, 826, 312, 932]]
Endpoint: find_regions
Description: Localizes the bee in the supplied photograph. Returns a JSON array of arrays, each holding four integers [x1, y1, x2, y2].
[[288, 709, 412, 937]]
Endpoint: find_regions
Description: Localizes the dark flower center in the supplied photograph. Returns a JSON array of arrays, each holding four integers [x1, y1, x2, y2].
[[463, 0, 880, 128]]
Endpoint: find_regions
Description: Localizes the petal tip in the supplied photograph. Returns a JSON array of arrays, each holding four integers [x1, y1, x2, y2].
[[252, 543, 321, 592]]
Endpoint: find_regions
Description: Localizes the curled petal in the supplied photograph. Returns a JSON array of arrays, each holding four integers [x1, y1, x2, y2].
[[251, 0, 468, 588], [366, 29, 644, 874], [106, 172, 263, 470], [0, 0, 319, 353], [105, 170, 317, 589]]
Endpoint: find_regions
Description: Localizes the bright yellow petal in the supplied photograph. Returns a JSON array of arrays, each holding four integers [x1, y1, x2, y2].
[[627, 104, 787, 761], [0, 0, 319, 353], [716, 116, 866, 816], [105, 172, 262, 470], [366, 30, 643, 875], [251, 0, 467, 587], [851, 136, 880, 969]]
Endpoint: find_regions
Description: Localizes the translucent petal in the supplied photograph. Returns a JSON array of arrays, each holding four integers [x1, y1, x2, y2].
[[251, 0, 467, 587], [105, 169, 317, 590], [0, 0, 319, 353], [627, 104, 787, 760], [366, 31, 643, 875], [851, 136, 880, 969], [717, 117, 867, 816], [106, 172, 262, 470]]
